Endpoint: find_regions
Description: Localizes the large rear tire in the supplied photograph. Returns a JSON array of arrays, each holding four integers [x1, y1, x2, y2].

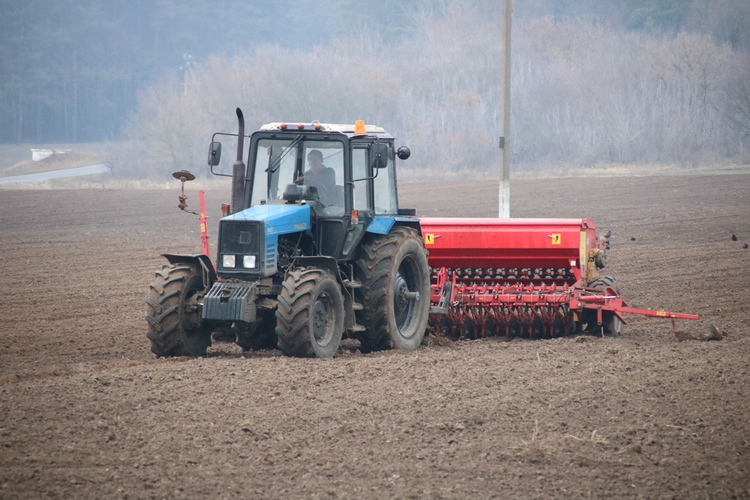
[[276, 268, 344, 358], [354, 226, 431, 353], [145, 264, 211, 357]]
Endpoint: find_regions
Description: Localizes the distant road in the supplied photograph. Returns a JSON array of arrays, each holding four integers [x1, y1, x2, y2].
[[0, 164, 109, 185]]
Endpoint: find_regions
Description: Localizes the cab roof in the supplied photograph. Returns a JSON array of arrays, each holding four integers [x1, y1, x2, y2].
[[259, 121, 392, 139]]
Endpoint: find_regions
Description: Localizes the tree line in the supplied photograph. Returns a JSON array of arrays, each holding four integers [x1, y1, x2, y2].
[[2, 0, 750, 176], [115, 1, 750, 178]]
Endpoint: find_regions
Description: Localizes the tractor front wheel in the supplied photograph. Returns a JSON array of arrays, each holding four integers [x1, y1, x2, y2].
[[145, 264, 211, 357], [276, 268, 344, 358]]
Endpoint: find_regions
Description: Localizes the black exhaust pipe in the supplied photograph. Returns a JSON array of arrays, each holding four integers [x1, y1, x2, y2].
[[231, 107, 246, 214]]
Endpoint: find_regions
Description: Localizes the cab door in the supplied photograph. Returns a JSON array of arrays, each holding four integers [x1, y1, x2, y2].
[[351, 145, 373, 213]]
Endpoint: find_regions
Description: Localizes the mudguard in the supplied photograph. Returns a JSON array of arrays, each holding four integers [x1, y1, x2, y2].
[[366, 216, 422, 235], [161, 253, 217, 288]]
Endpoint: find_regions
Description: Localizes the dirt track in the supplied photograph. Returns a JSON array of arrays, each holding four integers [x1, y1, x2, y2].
[[1, 174, 749, 498]]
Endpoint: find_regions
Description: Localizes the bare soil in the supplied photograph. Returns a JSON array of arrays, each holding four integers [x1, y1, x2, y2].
[[1, 174, 749, 499]]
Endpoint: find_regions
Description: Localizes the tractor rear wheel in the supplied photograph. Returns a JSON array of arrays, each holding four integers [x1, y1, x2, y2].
[[145, 264, 211, 357], [354, 226, 431, 353], [233, 310, 277, 352], [276, 268, 344, 358]]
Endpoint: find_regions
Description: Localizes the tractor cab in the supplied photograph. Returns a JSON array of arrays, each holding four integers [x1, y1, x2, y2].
[[247, 121, 411, 215], [208, 114, 414, 280]]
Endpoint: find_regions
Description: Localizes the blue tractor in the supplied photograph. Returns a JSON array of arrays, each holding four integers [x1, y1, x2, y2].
[[146, 109, 431, 358]]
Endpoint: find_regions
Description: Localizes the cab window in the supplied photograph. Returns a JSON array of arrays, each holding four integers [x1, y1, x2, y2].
[[351, 147, 371, 211], [373, 145, 397, 214]]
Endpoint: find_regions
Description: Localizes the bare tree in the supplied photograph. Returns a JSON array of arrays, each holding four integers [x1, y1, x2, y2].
[[718, 53, 750, 159], [116, 6, 748, 179]]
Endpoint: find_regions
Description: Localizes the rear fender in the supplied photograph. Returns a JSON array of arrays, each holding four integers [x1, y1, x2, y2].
[[396, 219, 422, 236], [162, 253, 217, 289], [366, 216, 422, 236]]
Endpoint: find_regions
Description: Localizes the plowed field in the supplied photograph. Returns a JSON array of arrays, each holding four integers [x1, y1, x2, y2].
[[1, 174, 749, 498]]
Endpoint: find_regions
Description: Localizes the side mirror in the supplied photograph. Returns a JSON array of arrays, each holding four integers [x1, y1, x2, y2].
[[371, 143, 389, 169], [396, 146, 411, 160], [207, 141, 222, 167]]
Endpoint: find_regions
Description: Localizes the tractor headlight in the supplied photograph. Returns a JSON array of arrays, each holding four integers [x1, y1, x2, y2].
[[242, 255, 256, 268], [222, 254, 236, 268]]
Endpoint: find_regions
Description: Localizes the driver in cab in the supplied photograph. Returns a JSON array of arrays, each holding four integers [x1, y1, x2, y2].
[[298, 149, 336, 203]]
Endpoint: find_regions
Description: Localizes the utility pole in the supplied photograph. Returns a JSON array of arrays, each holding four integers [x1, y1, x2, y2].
[[499, 0, 512, 218], [180, 54, 195, 96]]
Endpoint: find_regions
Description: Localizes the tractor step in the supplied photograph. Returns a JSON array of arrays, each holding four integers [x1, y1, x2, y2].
[[350, 323, 366, 332], [352, 301, 363, 311], [343, 279, 363, 289]]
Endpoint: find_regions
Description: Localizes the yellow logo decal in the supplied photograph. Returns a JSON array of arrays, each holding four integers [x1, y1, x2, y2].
[[551, 234, 561, 245], [425, 234, 435, 245]]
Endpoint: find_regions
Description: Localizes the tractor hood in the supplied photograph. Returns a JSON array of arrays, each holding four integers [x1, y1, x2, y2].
[[223, 203, 311, 235]]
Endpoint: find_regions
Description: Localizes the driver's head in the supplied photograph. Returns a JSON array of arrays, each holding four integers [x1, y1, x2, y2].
[[307, 150, 324, 171]]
